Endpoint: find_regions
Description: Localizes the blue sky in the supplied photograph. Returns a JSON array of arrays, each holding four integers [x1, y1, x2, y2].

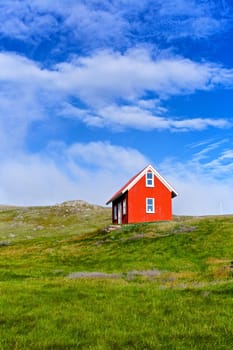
[[0, 0, 233, 215]]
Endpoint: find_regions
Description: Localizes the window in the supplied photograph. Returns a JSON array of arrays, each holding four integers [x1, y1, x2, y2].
[[123, 199, 127, 215], [113, 205, 117, 220], [146, 198, 155, 213], [146, 171, 154, 187]]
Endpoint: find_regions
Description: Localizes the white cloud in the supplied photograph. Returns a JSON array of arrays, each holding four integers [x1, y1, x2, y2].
[[0, 0, 229, 68], [0, 142, 149, 206], [159, 159, 233, 216], [169, 117, 230, 131], [172, 172, 233, 216], [66, 141, 149, 172], [147, 0, 228, 40], [0, 0, 228, 48], [0, 85, 46, 151], [191, 17, 222, 38], [0, 49, 232, 143], [63, 2, 128, 48], [54, 49, 233, 103], [0, 1, 59, 41], [0, 52, 51, 82], [64, 104, 229, 131], [0, 155, 77, 206], [0, 0, 129, 51], [5, 49, 232, 99]]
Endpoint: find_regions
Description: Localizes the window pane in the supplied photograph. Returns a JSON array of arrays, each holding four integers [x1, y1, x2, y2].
[[114, 205, 117, 219], [146, 172, 154, 186], [123, 199, 126, 215], [146, 198, 155, 213]]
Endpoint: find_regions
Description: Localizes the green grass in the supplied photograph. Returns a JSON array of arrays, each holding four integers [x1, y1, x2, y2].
[[0, 203, 232, 349], [0, 280, 232, 350]]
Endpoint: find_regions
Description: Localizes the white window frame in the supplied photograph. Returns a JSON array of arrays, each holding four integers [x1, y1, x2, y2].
[[146, 171, 154, 187], [123, 199, 127, 215], [146, 198, 155, 213]]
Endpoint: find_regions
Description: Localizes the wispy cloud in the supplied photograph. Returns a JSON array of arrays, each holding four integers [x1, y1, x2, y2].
[[0, 0, 231, 58], [192, 139, 229, 161], [184, 138, 233, 177], [156, 0, 228, 39], [71, 104, 229, 131], [159, 136, 233, 215], [160, 151, 233, 215], [202, 149, 233, 176]]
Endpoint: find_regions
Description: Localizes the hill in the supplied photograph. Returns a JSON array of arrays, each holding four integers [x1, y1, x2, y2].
[[0, 202, 232, 349]]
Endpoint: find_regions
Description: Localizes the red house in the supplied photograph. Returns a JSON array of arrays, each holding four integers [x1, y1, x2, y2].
[[106, 164, 178, 224]]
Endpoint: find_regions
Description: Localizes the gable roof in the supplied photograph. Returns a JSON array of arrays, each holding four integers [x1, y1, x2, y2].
[[106, 164, 178, 205]]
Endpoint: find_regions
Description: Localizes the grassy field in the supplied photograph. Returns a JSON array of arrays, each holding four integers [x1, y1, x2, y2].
[[0, 201, 232, 349]]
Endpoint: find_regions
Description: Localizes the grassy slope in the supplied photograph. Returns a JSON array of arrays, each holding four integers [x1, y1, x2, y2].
[[0, 202, 232, 349]]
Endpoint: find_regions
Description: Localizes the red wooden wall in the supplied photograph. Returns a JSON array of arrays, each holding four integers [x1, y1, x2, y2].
[[112, 172, 173, 224], [127, 173, 172, 223]]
